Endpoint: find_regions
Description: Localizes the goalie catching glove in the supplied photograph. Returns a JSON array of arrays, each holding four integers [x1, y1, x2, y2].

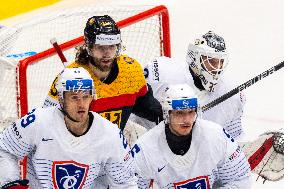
[[241, 129, 284, 181], [1, 179, 29, 189]]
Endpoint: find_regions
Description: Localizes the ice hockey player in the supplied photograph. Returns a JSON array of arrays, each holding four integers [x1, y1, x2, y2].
[[43, 15, 162, 131], [141, 31, 244, 139], [132, 83, 252, 188], [0, 67, 137, 188], [140, 31, 284, 182]]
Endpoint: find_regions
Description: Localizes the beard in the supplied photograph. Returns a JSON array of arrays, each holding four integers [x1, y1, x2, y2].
[[91, 57, 115, 72]]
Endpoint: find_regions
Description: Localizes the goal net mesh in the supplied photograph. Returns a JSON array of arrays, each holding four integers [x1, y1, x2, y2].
[[0, 5, 170, 131]]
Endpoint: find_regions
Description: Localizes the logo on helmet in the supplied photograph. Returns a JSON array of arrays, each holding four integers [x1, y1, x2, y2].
[[194, 39, 204, 45], [172, 98, 198, 110], [100, 21, 111, 27], [203, 31, 226, 52], [66, 79, 92, 91], [88, 18, 95, 25], [182, 99, 190, 107], [77, 81, 83, 87]]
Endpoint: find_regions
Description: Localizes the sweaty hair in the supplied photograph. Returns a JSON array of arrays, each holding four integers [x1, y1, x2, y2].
[[75, 44, 91, 65]]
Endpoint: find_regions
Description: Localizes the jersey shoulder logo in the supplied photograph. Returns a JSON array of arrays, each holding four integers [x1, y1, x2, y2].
[[52, 160, 89, 189], [173, 176, 210, 189], [123, 56, 134, 64], [48, 77, 59, 99]]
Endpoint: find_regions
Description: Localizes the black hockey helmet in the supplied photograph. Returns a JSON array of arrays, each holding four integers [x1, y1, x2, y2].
[[84, 15, 121, 47]]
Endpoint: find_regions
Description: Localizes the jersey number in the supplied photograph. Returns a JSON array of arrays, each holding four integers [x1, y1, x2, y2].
[[21, 109, 36, 128], [130, 144, 140, 158]]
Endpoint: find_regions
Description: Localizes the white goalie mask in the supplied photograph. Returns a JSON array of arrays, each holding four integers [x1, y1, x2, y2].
[[160, 84, 199, 124], [186, 31, 228, 92], [56, 67, 96, 100]]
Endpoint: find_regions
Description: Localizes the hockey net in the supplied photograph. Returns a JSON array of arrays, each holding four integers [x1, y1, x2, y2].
[[0, 5, 170, 131]]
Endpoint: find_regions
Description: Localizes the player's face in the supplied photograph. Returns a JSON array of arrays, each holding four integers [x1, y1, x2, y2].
[[63, 91, 93, 122], [201, 55, 224, 75], [90, 44, 118, 72], [169, 109, 197, 136]]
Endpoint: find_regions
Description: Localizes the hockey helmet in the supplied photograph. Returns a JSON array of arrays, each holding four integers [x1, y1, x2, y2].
[[84, 15, 121, 47], [56, 67, 95, 99], [160, 84, 198, 124], [186, 31, 228, 92]]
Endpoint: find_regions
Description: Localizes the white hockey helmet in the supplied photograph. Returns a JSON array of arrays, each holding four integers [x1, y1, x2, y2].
[[56, 67, 95, 99], [186, 31, 228, 92], [160, 84, 198, 124]]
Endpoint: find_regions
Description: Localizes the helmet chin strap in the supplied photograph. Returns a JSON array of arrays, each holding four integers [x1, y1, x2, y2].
[[59, 100, 80, 123]]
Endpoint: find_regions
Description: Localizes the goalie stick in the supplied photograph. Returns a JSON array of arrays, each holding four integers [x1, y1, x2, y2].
[[50, 38, 284, 112], [201, 60, 284, 112], [200, 61, 284, 179], [50, 40, 283, 128]]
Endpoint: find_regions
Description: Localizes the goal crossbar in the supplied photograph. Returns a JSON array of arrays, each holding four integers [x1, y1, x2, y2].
[[16, 5, 170, 118]]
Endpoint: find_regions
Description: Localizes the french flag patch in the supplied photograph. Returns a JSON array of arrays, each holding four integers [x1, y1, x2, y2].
[[173, 175, 210, 189]]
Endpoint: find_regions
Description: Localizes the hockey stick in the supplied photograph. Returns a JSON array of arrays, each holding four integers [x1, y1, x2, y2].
[[200, 61, 284, 177], [201, 60, 284, 112], [50, 38, 68, 66]]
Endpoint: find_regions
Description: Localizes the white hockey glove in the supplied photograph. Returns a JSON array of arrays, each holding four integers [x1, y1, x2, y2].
[[124, 120, 147, 147], [241, 129, 284, 181]]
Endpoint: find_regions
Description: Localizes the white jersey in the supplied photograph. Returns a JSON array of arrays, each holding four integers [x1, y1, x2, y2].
[[0, 106, 137, 189], [143, 56, 245, 139], [133, 119, 252, 189]]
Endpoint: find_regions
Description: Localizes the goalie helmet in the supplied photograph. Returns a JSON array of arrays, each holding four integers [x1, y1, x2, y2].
[[56, 67, 95, 99], [160, 84, 198, 124], [186, 31, 228, 92], [84, 15, 121, 47]]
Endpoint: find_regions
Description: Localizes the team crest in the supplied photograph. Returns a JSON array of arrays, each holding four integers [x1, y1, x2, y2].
[[173, 176, 210, 189], [52, 161, 89, 189], [123, 56, 134, 64]]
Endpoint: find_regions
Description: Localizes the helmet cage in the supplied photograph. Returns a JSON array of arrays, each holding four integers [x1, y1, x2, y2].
[[186, 32, 229, 92]]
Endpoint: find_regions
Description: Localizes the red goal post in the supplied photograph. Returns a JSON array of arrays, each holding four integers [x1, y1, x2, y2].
[[14, 5, 170, 119], [0, 4, 171, 180]]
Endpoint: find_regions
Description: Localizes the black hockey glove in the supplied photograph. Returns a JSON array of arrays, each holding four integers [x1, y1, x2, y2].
[[1, 179, 29, 189]]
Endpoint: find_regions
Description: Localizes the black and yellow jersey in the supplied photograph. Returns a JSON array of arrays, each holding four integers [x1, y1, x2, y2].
[[44, 54, 162, 130]]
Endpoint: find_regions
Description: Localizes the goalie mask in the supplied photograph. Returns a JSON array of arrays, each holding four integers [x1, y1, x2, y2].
[[186, 31, 228, 92], [56, 67, 95, 100], [160, 84, 199, 125]]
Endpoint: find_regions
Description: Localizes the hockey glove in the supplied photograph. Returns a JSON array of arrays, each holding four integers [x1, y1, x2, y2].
[[241, 129, 284, 181], [1, 179, 29, 189]]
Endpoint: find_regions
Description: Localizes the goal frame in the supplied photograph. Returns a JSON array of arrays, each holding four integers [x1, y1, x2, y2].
[[16, 5, 171, 118]]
